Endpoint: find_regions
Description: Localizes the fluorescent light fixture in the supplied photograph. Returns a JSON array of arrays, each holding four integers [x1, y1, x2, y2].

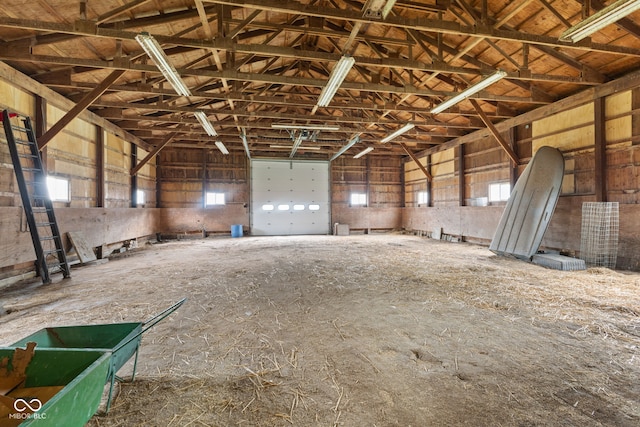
[[381, 123, 414, 143], [363, 0, 397, 18], [240, 130, 251, 159], [270, 145, 321, 150], [330, 134, 361, 161], [215, 141, 229, 155], [289, 132, 305, 158], [194, 111, 217, 136], [135, 32, 192, 97], [430, 70, 507, 114], [271, 123, 340, 131], [317, 55, 355, 107], [559, 0, 640, 42], [353, 147, 374, 159]]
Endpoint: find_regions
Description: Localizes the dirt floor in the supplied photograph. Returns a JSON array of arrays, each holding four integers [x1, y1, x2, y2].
[[1, 234, 639, 426]]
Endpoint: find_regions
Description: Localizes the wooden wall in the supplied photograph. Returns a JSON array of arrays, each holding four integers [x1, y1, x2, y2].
[[0, 63, 158, 279], [155, 148, 249, 233], [403, 88, 640, 270], [156, 150, 405, 233], [331, 155, 403, 230]]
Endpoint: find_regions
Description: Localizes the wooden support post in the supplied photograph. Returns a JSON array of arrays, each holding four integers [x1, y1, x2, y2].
[[400, 143, 432, 181], [458, 144, 465, 206], [633, 87, 640, 146], [96, 126, 105, 207], [469, 99, 519, 166], [37, 70, 125, 149], [426, 154, 432, 207], [131, 132, 178, 176], [131, 143, 138, 207], [594, 97, 607, 202], [34, 95, 48, 173], [508, 127, 518, 189]]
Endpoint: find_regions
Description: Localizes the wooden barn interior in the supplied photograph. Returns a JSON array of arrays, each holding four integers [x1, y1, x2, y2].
[[0, 0, 639, 425]]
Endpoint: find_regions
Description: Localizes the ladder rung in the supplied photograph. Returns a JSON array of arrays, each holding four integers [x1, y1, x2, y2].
[[40, 236, 60, 242], [36, 222, 54, 227], [43, 249, 63, 256], [21, 167, 42, 172], [10, 125, 30, 133], [18, 153, 38, 159]]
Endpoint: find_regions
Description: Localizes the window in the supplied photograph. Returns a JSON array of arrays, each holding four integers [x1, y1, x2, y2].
[[293, 204, 305, 211], [309, 204, 320, 211], [205, 192, 225, 206], [350, 193, 367, 206], [262, 204, 274, 211], [488, 182, 511, 202], [277, 204, 290, 211], [417, 191, 429, 206], [136, 189, 145, 205], [46, 176, 69, 202]]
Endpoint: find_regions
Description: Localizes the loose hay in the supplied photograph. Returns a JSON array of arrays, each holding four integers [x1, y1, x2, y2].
[[0, 235, 638, 426]]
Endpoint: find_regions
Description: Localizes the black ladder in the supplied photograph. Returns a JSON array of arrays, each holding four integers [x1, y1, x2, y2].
[[1, 110, 70, 283]]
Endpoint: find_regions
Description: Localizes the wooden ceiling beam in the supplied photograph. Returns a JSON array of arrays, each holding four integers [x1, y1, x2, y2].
[[197, 0, 640, 56]]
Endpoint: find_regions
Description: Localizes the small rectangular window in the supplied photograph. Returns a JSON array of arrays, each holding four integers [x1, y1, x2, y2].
[[417, 191, 429, 206], [136, 189, 145, 205], [309, 204, 320, 211], [350, 193, 367, 206], [46, 176, 70, 202], [262, 204, 274, 211], [488, 182, 511, 202], [205, 192, 225, 206], [293, 204, 305, 211], [277, 204, 290, 211]]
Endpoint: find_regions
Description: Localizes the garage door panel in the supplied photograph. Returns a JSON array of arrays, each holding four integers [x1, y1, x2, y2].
[[251, 160, 330, 235]]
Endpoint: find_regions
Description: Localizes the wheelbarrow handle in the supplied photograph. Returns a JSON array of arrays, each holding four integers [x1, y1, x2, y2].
[[112, 297, 187, 353], [143, 297, 187, 329]]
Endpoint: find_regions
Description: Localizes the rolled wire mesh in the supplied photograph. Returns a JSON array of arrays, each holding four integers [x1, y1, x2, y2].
[[580, 202, 619, 268]]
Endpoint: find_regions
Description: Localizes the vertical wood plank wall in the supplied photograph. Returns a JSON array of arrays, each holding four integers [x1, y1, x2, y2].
[[403, 90, 640, 270], [0, 69, 158, 280], [1, 61, 640, 277]]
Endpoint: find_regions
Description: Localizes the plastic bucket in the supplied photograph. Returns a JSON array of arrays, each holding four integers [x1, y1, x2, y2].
[[231, 224, 243, 238]]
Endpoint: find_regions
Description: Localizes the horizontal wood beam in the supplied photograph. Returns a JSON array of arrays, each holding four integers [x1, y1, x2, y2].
[[421, 67, 640, 157], [199, 0, 640, 57]]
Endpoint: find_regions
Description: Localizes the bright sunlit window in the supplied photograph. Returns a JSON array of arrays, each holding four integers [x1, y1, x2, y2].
[[262, 204, 274, 211], [46, 176, 69, 202], [205, 192, 225, 206], [417, 191, 429, 206], [293, 204, 305, 211], [136, 189, 145, 205], [488, 182, 511, 202], [350, 193, 367, 206]]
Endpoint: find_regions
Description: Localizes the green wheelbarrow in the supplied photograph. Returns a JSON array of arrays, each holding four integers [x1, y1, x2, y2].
[[9, 298, 186, 413]]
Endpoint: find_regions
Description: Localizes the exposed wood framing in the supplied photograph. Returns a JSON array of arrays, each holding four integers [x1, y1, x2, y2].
[[469, 99, 519, 166], [594, 97, 607, 202], [400, 143, 432, 181], [130, 132, 178, 176], [37, 70, 125, 149]]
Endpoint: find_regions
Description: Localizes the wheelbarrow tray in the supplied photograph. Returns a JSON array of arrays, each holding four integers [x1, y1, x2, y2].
[[10, 323, 142, 376], [0, 347, 110, 426]]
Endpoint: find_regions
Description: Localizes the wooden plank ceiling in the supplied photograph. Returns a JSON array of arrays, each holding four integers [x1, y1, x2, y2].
[[0, 0, 640, 160]]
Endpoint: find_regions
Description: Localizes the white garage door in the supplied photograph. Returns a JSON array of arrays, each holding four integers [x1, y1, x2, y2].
[[251, 159, 330, 236]]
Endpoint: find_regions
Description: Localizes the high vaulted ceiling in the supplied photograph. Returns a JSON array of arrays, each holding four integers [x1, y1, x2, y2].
[[1, 0, 640, 159]]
